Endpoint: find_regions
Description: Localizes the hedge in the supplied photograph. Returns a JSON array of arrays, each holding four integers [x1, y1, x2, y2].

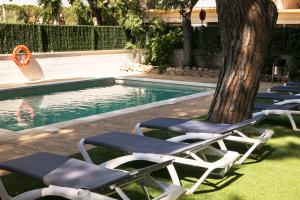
[[0, 24, 127, 54], [191, 26, 300, 74], [192, 26, 300, 54]]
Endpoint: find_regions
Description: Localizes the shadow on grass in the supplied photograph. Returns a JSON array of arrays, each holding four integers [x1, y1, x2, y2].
[[178, 166, 243, 195]]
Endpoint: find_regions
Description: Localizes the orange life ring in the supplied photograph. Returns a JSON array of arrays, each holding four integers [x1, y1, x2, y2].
[[11, 45, 32, 67]]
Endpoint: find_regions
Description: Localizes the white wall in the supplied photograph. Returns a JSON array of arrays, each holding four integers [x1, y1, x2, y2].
[[0, 50, 136, 84]]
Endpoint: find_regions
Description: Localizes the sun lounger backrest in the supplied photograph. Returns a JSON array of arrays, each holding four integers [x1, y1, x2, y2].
[[270, 86, 300, 93], [254, 103, 300, 111], [256, 93, 300, 100], [286, 82, 300, 87]]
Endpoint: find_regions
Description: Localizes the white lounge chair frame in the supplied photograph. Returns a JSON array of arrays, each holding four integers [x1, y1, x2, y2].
[[135, 122, 274, 165], [254, 99, 300, 132], [0, 156, 183, 200], [78, 137, 239, 195], [0, 176, 183, 200], [0, 170, 184, 200], [0, 181, 116, 200]]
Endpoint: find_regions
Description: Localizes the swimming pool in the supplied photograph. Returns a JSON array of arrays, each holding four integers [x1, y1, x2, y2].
[[0, 78, 213, 131]]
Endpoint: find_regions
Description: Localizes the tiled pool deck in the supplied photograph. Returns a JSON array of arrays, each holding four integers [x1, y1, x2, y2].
[[0, 75, 279, 168]]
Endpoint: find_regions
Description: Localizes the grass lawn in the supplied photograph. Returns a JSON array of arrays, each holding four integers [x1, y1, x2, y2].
[[1, 115, 300, 200]]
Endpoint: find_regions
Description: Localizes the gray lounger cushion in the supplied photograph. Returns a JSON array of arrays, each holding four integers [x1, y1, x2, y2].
[[254, 103, 300, 111], [270, 86, 300, 93], [140, 115, 266, 134], [140, 118, 229, 133], [84, 132, 189, 155], [0, 152, 129, 190], [256, 93, 300, 101], [286, 82, 300, 87]]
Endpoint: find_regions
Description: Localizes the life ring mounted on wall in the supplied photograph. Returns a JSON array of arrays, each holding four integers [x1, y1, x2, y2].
[[11, 45, 32, 67]]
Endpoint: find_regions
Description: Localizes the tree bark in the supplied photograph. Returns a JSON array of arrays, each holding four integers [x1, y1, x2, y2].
[[179, 0, 197, 68], [182, 14, 192, 68], [207, 0, 278, 124]]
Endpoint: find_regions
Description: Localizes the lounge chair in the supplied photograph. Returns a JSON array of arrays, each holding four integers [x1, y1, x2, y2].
[[78, 131, 240, 194], [253, 102, 300, 131], [135, 115, 273, 165], [284, 82, 300, 87], [0, 152, 184, 200], [256, 92, 300, 101], [268, 86, 300, 94]]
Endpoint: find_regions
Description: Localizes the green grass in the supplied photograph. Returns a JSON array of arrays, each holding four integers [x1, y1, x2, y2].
[[1, 115, 300, 200]]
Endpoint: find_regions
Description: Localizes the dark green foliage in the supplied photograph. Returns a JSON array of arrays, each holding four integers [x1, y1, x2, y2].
[[0, 24, 40, 53], [192, 26, 300, 76], [289, 51, 300, 81], [71, 0, 92, 25], [0, 24, 127, 54], [145, 20, 182, 66], [193, 27, 222, 52], [283, 27, 300, 79], [38, 0, 62, 23], [94, 26, 127, 50]]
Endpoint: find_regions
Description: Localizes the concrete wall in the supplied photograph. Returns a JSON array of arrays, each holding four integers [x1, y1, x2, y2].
[[169, 49, 223, 69], [0, 50, 137, 84]]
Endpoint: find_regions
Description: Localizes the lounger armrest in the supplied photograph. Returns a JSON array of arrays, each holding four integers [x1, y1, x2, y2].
[[107, 160, 174, 188], [129, 160, 173, 179]]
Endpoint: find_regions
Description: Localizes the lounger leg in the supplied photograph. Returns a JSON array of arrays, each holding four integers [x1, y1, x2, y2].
[[217, 140, 227, 151], [235, 141, 261, 165], [78, 139, 94, 163], [141, 185, 151, 200], [286, 111, 300, 132], [167, 164, 181, 186], [139, 177, 185, 200], [112, 187, 130, 200], [182, 132, 266, 165], [135, 123, 144, 136], [265, 110, 300, 132], [186, 168, 214, 195]]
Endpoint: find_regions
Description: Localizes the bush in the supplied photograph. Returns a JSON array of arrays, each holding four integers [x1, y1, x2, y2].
[[0, 23, 127, 53], [289, 51, 300, 81], [145, 19, 182, 67]]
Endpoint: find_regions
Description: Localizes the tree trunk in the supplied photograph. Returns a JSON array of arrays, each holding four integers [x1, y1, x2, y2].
[[87, 0, 103, 25], [182, 15, 192, 68], [180, 0, 197, 68], [207, 0, 278, 124]]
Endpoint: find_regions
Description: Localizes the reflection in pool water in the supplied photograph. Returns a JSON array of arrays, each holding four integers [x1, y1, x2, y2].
[[15, 100, 36, 127]]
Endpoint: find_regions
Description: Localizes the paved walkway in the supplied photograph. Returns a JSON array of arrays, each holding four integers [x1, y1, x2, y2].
[[0, 74, 279, 165]]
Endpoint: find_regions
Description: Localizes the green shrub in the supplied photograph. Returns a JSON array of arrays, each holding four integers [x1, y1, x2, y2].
[[289, 51, 300, 81], [146, 19, 182, 66], [193, 27, 221, 53]]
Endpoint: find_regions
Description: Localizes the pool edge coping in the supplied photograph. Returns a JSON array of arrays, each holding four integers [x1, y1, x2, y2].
[[0, 77, 216, 136]]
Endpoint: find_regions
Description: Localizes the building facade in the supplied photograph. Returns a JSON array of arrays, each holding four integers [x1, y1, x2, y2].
[[144, 0, 300, 25]]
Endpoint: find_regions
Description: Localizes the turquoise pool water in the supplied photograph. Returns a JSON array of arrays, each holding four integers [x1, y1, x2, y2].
[[0, 79, 209, 131]]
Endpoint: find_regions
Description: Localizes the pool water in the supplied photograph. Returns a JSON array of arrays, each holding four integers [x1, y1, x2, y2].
[[0, 79, 208, 131]]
